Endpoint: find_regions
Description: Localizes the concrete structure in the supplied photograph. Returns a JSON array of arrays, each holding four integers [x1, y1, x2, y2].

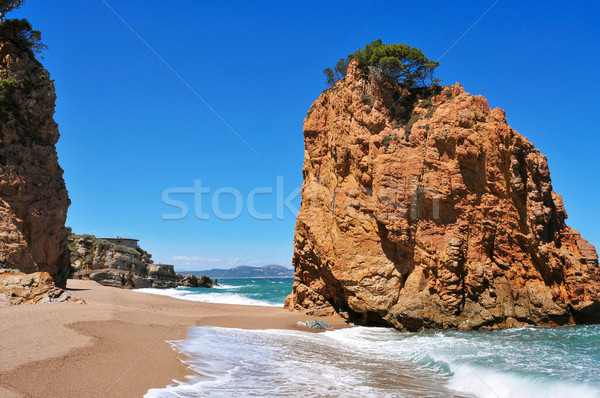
[[101, 237, 139, 250]]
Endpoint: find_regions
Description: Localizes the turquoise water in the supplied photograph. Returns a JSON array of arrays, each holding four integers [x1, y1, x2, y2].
[[138, 279, 600, 398], [135, 277, 292, 306]]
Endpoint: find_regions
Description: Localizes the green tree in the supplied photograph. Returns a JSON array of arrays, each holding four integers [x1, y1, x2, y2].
[[0, 18, 46, 53], [324, 58, 350, 86], [0, 0, 46, 55], [324, 39, 439, 88], [0, 0, 25, 22]]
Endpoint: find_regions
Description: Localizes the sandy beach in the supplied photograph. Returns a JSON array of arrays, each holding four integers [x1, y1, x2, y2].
[[0, 279, 349, 398]]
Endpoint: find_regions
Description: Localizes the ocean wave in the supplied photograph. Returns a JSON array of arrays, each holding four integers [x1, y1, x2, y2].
[[132, 288, 282, 307], [211, 284, 244, 290], [145, 327, 455, 398], [144, 308, 600, 398], [324, 326, 600, 398], [446, 363, 600, 398], [146, 325, 600, 398]]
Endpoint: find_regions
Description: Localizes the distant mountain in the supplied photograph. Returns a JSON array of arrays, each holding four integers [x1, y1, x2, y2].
[[188, 264, 294, 279]]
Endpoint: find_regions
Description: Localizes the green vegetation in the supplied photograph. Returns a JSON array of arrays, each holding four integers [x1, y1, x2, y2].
[[0, 1, 46, 55], [68, 241, 77, 251], [324, 58, 350, 86], [83, 252, 94, 265], [382, 134, 393, 146], [324, 39, 439, 88], [0, 76, 17, 115], [425, 106, 435, 118], [419, 99, 431, 108], [405, 114, 420, 138], [0, 0, 24, 22], [114, 244, 139, 256], [0, 18, 46, 54]]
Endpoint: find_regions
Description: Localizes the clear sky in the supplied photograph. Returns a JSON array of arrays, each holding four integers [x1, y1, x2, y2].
[[12, 1, 600, 271]]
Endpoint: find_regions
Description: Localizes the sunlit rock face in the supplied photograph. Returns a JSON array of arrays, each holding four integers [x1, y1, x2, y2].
[[286, 60, 600, 331]]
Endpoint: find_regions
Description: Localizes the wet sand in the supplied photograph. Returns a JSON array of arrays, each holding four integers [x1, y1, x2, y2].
[[0, 279, 348, 397]]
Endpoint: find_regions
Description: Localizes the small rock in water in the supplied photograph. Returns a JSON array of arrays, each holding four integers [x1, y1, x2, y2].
[[305, 320, 328, 330], [296, 321, 307, 327]]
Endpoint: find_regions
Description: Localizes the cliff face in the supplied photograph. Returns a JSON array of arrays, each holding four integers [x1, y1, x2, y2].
[[0, 43, 71, 286], [70, 235, 153, 276], [285, 60, 600, 330]]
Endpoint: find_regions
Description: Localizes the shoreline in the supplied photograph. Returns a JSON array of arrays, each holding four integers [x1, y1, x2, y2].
[[0, 279, 349, 398]]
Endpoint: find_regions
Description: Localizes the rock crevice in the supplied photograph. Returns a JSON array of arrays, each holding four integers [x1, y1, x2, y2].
[[285, 61, 600, 330]]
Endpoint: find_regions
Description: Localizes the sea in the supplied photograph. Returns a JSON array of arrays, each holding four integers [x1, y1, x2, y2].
[[137, 278, 600, 398]]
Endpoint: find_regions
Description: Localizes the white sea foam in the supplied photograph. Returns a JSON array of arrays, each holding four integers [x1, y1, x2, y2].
[[211, 283, 243, 290], [446, 364, 600, 398], [132, 288, 281, 307], [145, 325, 600, 398], [324, 327, 600, 398], [145, 327, 454, 398]]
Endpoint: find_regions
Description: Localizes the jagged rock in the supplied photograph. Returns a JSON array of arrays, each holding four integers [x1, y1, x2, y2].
[[305, 320, 328, 330], [69, 234, 151, 276], [197, 275, 213, 288], [146, 263, 176, 279], [0, 42, 71, 287], [123, 273, 153, 289], [180, 274, 213, 288], [285, 60, 600, 331], [0, 272, 83, 306], [88, 269, 125, 288]]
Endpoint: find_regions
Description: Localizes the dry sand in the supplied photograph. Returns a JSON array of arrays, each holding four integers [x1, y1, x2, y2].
[[0, 279, 349, 398]]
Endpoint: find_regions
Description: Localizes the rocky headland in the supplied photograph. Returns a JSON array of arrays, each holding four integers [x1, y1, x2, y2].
[[69, 234, 214, 289], [285, 60, 600, 331]]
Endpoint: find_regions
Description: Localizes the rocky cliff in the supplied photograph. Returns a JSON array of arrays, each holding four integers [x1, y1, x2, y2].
[[285, 60, 600, 330], [69, 234, 213, 289], [0, 42, 71, 287]]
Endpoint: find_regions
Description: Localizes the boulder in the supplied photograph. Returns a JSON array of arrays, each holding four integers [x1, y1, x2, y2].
[[0, 272, 82, 306]]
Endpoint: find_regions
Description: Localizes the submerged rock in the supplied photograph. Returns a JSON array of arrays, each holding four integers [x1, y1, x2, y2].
[[285, 60, 600, 331]]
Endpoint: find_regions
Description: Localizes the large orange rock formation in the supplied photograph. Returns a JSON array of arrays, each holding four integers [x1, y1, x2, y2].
[[0, 42, 71, 287], [285, 60, 600, 330]]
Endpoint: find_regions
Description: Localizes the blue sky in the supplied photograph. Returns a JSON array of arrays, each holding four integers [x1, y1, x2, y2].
[[13, 1, 600, 271]]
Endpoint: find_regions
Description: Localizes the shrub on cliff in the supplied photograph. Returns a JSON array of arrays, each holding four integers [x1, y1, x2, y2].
[[0, 18, 46, 54], [0, 76, 18, 114], [0, 1, 46, 55], [324, 39, 439, 89]]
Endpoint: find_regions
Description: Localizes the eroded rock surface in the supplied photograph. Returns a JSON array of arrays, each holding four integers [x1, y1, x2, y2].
[[0, 42, 71, 286], [0, 271, 82, 306], [285, 61, 600, 330]]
